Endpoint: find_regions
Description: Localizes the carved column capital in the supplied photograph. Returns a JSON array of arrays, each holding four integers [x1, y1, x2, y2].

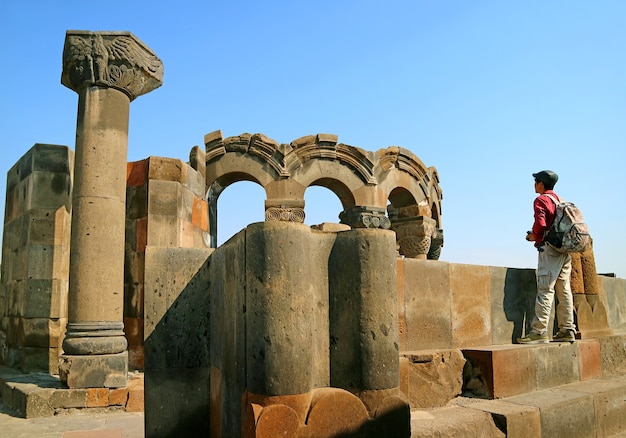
[[391, 216, 437, 259], [339, 206, 391, 229], [62, 30, 163, 100], [265, 206, 306, 223]]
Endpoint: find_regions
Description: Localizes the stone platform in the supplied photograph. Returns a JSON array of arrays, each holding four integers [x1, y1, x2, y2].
[[0, 366, 143, 418], [407, 332, 626, 437]]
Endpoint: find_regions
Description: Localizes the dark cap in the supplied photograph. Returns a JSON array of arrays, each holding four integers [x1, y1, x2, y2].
[[532, 170, 558, 188]]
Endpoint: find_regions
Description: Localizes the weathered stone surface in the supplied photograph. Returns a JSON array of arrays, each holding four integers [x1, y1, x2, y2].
[[599, 333, 626, 377], [411, 405, 505, 438], [489, 266, 536, 345], [401, 259, 453, 350], [450, 263, 491, 347], [453, 397, 541, 437], [576, 339, 602, 381], [600, 275, 626, 332], [401, 349, 465, 408], [561, 375, 626, 437], [329, 228, 399, 391], [58, 352, 128, 389], [144, 367, 209, 438], [534, 343, 580, 390], [506, 388, 596, 438], [246, 222, 334, 395], [463, 346, 536, 399]]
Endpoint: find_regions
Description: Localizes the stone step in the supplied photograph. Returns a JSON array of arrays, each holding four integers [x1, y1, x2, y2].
[[410, 375, 626, 437], [0, 366, 144, 418], [401, 333, 626, 409], [462, 333, 626, 399]]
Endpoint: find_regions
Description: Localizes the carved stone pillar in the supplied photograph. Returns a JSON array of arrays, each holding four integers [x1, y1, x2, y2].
[[59, 31, 163, 388], [391, 216, 437, 259], [570, 239, 613, 338], [339, 206, 391, 229]]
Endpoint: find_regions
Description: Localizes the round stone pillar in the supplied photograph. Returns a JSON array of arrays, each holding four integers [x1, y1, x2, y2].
[[59, 30, 163, 388]]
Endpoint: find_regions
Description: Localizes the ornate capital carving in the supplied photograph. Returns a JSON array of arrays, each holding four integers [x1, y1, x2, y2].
[[339, 206, 391, 229], [392, 216, 437, 259], [265, 206, 305, 223], [62, 30, 163, 101]]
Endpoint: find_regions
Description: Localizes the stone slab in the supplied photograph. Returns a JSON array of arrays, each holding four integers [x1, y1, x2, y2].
[[505, 387, 596, 438]]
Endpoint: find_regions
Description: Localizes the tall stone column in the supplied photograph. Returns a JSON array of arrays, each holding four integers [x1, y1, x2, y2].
[[59, 31, 163, 388]]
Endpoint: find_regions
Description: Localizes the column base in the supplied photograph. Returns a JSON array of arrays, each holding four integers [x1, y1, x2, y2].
[[59, 351, 128, 388]]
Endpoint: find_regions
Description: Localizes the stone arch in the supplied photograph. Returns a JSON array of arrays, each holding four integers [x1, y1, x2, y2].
[[200, 130, 444, 257]]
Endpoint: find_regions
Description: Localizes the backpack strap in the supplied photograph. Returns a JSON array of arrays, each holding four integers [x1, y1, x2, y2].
[[544, 193, 562, 205]]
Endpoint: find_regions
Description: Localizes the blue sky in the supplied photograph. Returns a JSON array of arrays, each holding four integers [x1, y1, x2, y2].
[[1, 1, 624, 278]]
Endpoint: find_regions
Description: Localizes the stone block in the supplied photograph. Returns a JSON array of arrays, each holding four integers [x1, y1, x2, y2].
[[126, 159, 148, 187], [179, 186, 194, 222], [192, 195, 208, 231], [59, 352, 128, 389], [463, 346, 536, 399], [29, 171, 72, 210], [576, 339, 602, 380], [535, 343, 580, 390], [126, 375, 144, 412], [600, 275, 626, 332], [147, 180, 180, 216], [401, 259, 453, 350], [12, 386, 56, 418], [109, 386, 129, 406], [562, 375, 626, 437], [146, 214, 179, 247], [410, 405, 504, 438], [490, 267, 537, 345], [329, 228, 399, 391], [143, 246, 212, 370], [86, 387, 109, 407], [25, 208, 69, 246], [450, 263, 491, 347], [506, 387, 596, 438], [185, 165, 206, 196], [599, 333, 626, 376], [31, 144, 73, 174], [245, 222, 333, 395], [126, 185, 148, 220], [48, 388, 88, 408], [148, 156, 183, 182], [453, 398, 541, 437], [401, 349, 465, 408], [145, 367, 210, 438], [396, 259, 407, 351]]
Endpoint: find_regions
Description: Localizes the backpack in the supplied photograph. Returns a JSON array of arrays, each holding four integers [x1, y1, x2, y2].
[[543, 194, 590, 253]]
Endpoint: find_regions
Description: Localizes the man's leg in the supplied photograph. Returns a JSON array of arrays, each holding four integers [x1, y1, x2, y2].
[[554, 253, 576, 333]]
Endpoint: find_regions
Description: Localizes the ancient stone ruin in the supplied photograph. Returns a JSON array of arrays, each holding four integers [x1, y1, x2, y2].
[[1, 30, 626, 437]]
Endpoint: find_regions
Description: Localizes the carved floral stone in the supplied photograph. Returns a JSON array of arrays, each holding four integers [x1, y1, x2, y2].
[[265, 207, 306, 223], [392, 216, 437, 258], [61, 30, 163, 100], [339, 206, 391, 229]]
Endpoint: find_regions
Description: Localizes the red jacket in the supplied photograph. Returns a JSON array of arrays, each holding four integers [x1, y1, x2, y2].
[[532, 190, 560, 248]]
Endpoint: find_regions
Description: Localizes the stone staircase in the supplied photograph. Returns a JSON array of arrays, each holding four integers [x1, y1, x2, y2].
[[405, 333, 626, 437]]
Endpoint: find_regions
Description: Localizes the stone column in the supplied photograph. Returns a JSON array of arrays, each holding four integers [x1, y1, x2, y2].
[[59, 31, 163, 388]]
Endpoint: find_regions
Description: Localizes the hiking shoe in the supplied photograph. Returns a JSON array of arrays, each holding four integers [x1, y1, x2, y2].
[[552, 330, 576, 343], [516, 332, 549, 344]]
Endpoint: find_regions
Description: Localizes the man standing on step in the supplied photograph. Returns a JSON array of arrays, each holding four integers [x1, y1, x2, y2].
[[518, 170, 577, 344]]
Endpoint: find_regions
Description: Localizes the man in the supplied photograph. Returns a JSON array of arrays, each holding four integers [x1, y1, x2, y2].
[[517, 170, 576, 344]]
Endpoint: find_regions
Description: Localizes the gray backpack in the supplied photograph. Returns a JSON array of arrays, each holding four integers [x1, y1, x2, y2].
[[544, 194, 590, 253]]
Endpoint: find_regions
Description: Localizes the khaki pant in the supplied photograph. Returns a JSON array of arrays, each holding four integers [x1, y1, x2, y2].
[[531, 244, 576, 335]]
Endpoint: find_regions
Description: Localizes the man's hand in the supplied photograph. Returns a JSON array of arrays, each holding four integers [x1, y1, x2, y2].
[[526, 231, 535, 242]]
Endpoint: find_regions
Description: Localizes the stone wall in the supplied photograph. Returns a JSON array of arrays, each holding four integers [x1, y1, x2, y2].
[[0, 144, 73, 373], [125, 156, 208, 370], [144, 221, 410, 438]]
